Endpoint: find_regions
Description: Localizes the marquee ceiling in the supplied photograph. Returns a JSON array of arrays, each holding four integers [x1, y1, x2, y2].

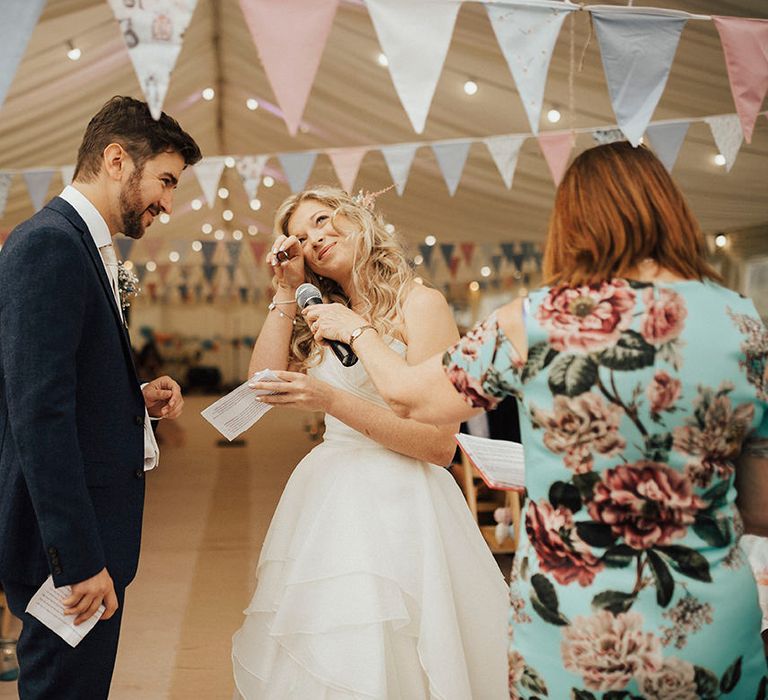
[[0, 0, 766, 256]]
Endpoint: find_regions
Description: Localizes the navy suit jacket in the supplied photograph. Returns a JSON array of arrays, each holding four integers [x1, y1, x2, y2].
[[0, 197, 147, 589]]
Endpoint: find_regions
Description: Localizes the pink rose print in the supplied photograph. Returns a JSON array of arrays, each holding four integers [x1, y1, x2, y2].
[[508, 650, 526, 699], [531, 393, 626, 473], [673, 383, 755, 487], [443, 362, 499, 410], [454, 315, 498, 362], [640, 287, 687, 346], [587, 461, 705, 550], [561, 610, 662, 691], [636, 657, 698, 700], [525, 500, 604, 586], [647, 371, 682, 418], [537, 279, 636, 353]]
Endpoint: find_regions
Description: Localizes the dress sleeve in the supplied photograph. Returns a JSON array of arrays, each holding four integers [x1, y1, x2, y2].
[[441, 311, 525, 410]]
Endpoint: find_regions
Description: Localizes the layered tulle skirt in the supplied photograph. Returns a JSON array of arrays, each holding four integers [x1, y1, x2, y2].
[[232, 435, 509, 699]]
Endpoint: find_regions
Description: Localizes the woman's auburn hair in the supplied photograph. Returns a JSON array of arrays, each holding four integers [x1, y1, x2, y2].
[[273, 185, 415, 369], [543, 141, 722, 287]]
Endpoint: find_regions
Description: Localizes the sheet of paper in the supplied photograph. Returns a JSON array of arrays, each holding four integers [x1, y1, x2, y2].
[[455, 433, 525, 491], [200, 369, 280, 441], [25, 575, 105, 648]]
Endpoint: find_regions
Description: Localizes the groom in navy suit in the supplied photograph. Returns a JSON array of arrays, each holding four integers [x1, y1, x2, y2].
[[0, 96, 201, 698]]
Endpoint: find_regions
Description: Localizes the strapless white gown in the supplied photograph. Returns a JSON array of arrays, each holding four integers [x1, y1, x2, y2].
[[232, 341, 509, 699]]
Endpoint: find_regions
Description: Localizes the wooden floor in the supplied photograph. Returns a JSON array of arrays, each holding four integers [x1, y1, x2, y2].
[[0, 396, 509, 699]]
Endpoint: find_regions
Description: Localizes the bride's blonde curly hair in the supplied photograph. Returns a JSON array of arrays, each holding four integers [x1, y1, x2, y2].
[[273, 185, 414, 370]]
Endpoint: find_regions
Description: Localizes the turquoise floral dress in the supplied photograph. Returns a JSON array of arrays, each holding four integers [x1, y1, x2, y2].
[[443, 278, 768, 700]]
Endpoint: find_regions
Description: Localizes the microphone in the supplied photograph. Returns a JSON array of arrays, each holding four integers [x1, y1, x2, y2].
[[295, 283, 358, 367]]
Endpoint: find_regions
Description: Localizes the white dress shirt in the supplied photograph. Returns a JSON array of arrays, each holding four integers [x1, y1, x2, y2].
[[58, 186, 160, 471]]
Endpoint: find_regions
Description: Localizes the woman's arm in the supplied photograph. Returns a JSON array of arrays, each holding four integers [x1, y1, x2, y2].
[[248, 235, 305, 376], [305, 295, 528, 425], [736, 441, 768, 537], [254, 285, 465, 465]]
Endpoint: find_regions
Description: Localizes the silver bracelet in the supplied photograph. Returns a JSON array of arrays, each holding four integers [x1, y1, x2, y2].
[[268, 301, 296, 324], [270, 297, 296, 305]]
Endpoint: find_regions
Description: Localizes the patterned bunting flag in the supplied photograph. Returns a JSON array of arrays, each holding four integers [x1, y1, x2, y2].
[[194, 157, 226, 208], [236, 155, 268, 201], [705, 114, 743, 172]]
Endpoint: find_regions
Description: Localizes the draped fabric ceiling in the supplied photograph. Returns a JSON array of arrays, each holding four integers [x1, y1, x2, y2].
[[0, 0, 766, 282]]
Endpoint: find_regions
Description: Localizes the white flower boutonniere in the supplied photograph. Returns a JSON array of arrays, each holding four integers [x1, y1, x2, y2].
[[117, 261, 140, 311]]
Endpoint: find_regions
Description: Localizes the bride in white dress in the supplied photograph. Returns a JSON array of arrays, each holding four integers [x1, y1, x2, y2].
[[232, 186, 508, 699]]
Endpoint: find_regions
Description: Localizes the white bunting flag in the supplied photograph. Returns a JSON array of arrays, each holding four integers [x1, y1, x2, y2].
[[381, 144, 418, 196], [592, 9, 687, 147], [0, 0, 46, 111], [484, 135, 525, 189], [60, 165, 76, 187], [486, 2, 576, 135], [645, 121, 689, 172], [278, 152, 317, 193], [329, 148, 367, 194], [432, 142, 471, 196], [0, 173, 12, 220], [705, 114, 743, 172], [107, 0, 198, 120], [367, 0, 460, 133], [194, 157, 226, 208], [235, 155, 268, 201], [23, 170, 55, 212]]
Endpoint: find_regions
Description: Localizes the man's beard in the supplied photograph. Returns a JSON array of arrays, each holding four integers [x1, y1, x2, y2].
[[119, 168, 158, 240]]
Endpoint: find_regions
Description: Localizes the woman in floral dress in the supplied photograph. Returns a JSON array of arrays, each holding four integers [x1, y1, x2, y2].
[[303, 142, 768, 698]]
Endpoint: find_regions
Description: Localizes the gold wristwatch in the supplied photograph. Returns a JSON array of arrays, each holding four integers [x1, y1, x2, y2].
[[349, 324, 376, 348]]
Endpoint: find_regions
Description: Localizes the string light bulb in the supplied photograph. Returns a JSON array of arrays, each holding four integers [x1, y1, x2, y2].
[[463, 80, 478, 96], [547, 108, 561, 123], [714, 153, 727, 167], [66, 41, 81, 61], [202, 87, 215, 101], [714, 233, 728, 248]]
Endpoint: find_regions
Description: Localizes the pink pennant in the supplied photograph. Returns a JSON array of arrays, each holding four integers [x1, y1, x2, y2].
[[250, 241, 268, 266], [448, 256, 460, 279], [713, 17, 768, 144], [328, 148, 367, 193], [538, 132, 575, 186], [239, 0, 339, 135], [460, 242, 475, 266]]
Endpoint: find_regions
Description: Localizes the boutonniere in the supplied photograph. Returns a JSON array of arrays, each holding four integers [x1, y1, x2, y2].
[[117, 261, 140, 311]]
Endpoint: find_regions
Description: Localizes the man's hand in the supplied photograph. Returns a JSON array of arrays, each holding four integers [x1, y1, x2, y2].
[[143, 375, 184, 419], [62, 567, 118, 625]]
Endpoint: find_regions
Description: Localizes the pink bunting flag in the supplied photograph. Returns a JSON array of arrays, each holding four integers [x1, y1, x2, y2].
[[239, 0, 339, 135], [328, 148, 367, 193], [250, 241, 268, 268], [713, 17, 768, 144], [460, 242, 475, 266], [538, 132, 575, 186]]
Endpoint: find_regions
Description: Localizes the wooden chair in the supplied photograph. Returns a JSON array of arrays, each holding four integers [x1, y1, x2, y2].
[[456, 452, 521, 554]]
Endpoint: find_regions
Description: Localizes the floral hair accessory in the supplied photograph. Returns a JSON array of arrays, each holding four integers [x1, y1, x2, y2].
[[352, 184, 395, 211]]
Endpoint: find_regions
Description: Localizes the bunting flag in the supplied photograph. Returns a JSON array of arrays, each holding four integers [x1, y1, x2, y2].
[[201, 241, 217, 265], [491, 254, 503, 274], [143, 238, 163, 261], [115, 237, 135, 262], [134, 263, 147, 284], [439, 242, 455, 267], [194, 157, 226, 208], [202, 263, 216, 284], [432, 142, 471, 196], [712, 17, 768, 143], [381, 144, 417, 196], [419, 243, 435, 269], [238, 0, 339, 135], [591, 9, 687, 147], [592, 128, 625, 145], [484, 135, 525, 189], [107, 0, 198, 120], [460, 242, 475, 266], [367, 0, 460, 133], [329, 148, 367, 194], [60, 165, 76, 187], [23, 170, 54, 212], [645, 121, 689, 172], [250, 241, 268, 266], [448, 257, 460, 279], [278, 151, 317, 193], [0, 0, 46, 111], [235, 155, 268, 201], [485, 2, 576, 135], [538, 131, 574, 186], [500, 242, 516, 264], [0, 174, 12, 220], [226, 241, 242, 267], [705, 114, 743, 172]]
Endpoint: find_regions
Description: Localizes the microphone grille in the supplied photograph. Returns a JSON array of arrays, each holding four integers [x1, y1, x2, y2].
[[295, 283, 322, 309]]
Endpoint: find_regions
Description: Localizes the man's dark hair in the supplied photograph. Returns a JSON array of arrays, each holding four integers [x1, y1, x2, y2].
[[74, 95, 202, 182]]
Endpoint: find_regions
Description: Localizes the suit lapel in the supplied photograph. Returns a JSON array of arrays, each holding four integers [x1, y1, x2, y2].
[[45, 198, 139, 378]]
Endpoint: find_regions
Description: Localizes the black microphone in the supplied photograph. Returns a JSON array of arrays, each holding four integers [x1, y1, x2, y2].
[[295, 283, 358, 367]]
